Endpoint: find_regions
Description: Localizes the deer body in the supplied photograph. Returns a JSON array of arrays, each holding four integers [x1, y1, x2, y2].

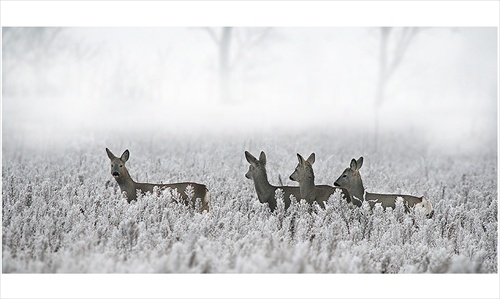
[[289, 153, 344, 208], [106, 148, 209, 211], [334, 157, 433, 217], [245, 151, 302, 211]]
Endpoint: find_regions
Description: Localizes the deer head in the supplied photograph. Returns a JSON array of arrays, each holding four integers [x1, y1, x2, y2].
[[106, 148, 130, 180]]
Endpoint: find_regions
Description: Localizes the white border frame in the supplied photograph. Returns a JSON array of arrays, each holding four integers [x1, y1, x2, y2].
[[1, 1, 499, 299], [1, 0, 499, 27]]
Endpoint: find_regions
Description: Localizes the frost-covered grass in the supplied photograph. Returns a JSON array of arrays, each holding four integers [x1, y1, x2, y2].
[[2, 129, 497, 273]]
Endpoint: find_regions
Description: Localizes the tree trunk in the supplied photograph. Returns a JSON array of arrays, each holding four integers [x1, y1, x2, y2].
[[374, 27, 391, 150], [219, 27, 232, 104], [375, 27, 390, 108]]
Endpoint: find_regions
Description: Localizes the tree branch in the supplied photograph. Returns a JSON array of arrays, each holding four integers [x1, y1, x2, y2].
[[202, 27, 220, 45], [230, 27, 273, 70], [386, 27, 419, 81]]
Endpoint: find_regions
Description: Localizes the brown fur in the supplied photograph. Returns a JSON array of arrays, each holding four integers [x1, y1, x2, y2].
[[106, 148, 209, 211], [334, 157, 433, 217], [289, 153, 348, 208], [245, 151, 301, 211]]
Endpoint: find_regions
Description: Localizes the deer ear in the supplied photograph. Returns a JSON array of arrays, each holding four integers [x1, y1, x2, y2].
[[259, 151, 267, 165], [121, 150, 130, 162], [297, 153, 305, 165], [350, 158, 357, 171], [106, 148, 116, 160], [356, 157, 364, 170], [306, 153, 315, 165], [245, 151, 257, 164]]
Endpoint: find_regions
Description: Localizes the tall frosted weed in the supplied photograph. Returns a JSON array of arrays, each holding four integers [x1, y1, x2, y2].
[[2, 131, 497, 273]]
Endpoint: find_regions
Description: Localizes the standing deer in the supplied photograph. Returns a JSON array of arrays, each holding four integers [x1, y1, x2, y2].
[[245, 151, 302, 211], [106, 148, 209, 211], [289, 153, 347, 208], [334, 157, 434, 217]]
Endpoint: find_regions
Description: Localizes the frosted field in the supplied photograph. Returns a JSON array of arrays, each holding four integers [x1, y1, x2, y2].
[[2, 128, 497, 273]]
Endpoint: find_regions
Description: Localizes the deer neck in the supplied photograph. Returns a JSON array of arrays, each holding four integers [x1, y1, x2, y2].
[[299, 173, 316, 199], [350, 177, 366, 205], [115, 167, 136, 191], [253, 171, 275, 203]]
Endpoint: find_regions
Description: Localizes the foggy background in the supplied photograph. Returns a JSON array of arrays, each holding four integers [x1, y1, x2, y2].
[[1, 24, 499, 299], [2, 27, 497, 151]]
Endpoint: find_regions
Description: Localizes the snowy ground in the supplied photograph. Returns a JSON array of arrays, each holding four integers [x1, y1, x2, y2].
[[2, 125, 497, 274]]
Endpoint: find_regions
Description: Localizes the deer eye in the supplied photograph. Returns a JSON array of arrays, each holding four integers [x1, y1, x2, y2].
[[120, 165, 123, 167], [343, 174, 347, 178]]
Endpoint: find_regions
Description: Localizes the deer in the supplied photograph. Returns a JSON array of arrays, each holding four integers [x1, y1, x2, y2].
[[289, 153, 348, 208], [105, 148, 209, 211], [245, 151, 302, 211], [334, 157, 434, 218]]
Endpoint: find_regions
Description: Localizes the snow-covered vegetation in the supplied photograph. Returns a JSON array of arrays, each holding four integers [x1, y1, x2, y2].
[[2, 129, 497, 273]]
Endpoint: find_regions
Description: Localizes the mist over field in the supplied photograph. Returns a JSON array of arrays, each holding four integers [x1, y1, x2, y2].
[[2, 27, 496, 149], [2, 27, 498, 278]]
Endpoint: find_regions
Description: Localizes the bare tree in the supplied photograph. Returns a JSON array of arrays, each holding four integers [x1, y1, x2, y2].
[[374, 27, 420, 148], [375, 27, 419, 107], [3, 28, 99, 97], [201, 27, 273, 104], [3, 28, 63, 96], [3, 28, 63, 69]]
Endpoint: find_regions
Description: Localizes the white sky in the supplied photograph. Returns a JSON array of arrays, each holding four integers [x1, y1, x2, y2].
[[2, 27, 497, 153]]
